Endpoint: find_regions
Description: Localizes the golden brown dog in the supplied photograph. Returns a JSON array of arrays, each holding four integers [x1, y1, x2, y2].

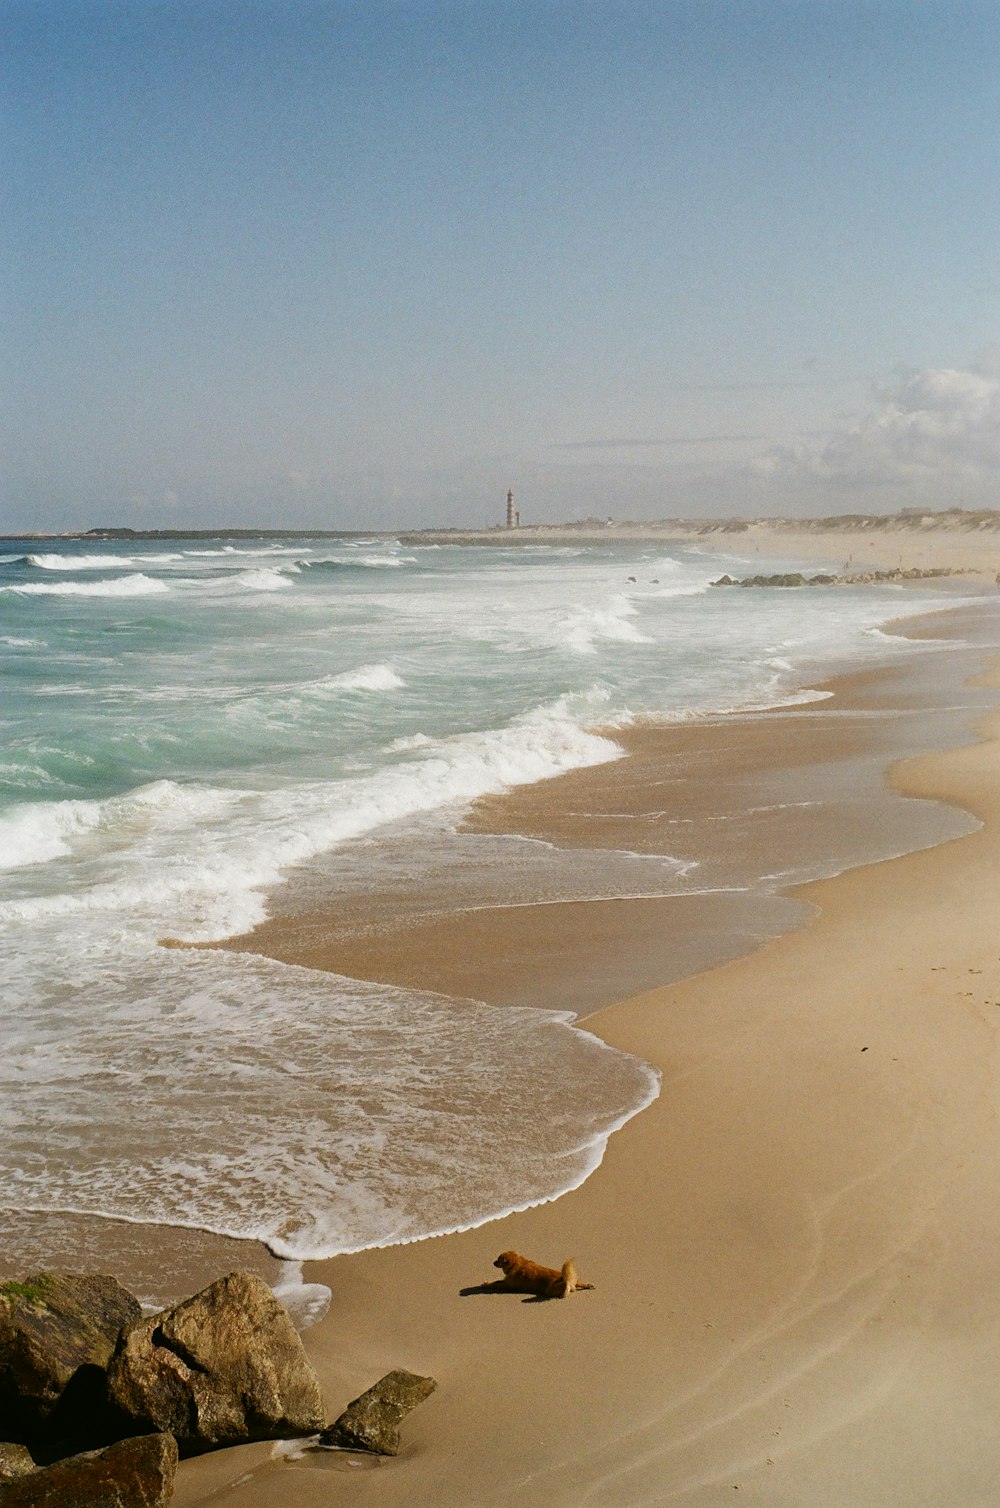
[[493, 1250, 595, 1299]]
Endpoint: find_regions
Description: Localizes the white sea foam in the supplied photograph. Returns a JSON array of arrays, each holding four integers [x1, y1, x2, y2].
[[182, 545, 303, 558], [230, 568, 296, 591], [0, 697, 623, 937], [0, 947, 661, 1262], [222, 664, 406, 728], [26, 553, 136, 570], [302, 553, 414, 569], [270, 1265, 332, 1329], [0, 780, 236, 874], [557, 595, 652, 654], [2, 574, 170, 598], [0, 761, 61, 791], [0, 800, 103, 869], [650, 580, 712, 599], [318, 663, 404, 693], [388, 732, 433, 751]]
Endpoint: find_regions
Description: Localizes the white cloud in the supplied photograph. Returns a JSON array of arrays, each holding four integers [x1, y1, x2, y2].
[[749, 358, 1000, 501]]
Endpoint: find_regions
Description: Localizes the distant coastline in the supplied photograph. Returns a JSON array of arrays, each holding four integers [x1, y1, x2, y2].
[[0, 527, 370, 542], [6, 506, 1000, 548]]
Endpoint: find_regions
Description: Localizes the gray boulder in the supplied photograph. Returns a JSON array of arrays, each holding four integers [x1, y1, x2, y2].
[[319, 1369, 436, 1456], [0, 1432, 176, 1507], [0, 1274, 140, 1446], [106, 1271, 325, 1455]]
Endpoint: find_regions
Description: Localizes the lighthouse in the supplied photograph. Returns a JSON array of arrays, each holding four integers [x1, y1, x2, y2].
[[505, 489, 518, 529]]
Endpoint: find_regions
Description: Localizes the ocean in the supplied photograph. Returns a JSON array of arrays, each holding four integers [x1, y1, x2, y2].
[[0, 534, 987, 1275]]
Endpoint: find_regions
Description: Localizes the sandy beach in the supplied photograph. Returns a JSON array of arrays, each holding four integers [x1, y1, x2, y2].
[[8, 522, 1000, 1505], [161, 529, 1000, 1506]]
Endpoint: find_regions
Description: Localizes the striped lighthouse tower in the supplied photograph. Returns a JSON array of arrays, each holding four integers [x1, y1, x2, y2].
[[506, 489, 516, 529]]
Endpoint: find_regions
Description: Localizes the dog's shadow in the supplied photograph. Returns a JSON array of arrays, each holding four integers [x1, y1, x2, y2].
[[459, 1282, 552, 1303]]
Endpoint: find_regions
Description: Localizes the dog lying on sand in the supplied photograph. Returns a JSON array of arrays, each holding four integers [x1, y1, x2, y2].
[[493, 1250, 595, 1299]]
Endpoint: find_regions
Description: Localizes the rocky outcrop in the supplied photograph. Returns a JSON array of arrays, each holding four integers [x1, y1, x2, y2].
[[318, 1369, 436, 1456], [0, 1432, 176, 1507], [0, 1275, 140, 1449], [106, 1271, 325, 1455]]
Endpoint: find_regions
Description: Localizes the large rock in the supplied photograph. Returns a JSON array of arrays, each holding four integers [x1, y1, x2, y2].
[[0, 1446, 34, 1484], [106, 1271, 325, 1455], [318, 1369, 436, 1456], [0, 1432, 176, 1507], [0, 1274, 140, 1447]]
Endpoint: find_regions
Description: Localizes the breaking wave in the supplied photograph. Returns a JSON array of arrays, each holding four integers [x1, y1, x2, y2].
[[2, 574, 170, 598]]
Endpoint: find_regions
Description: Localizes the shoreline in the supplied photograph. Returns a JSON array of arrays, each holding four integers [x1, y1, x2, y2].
[[4, 592, 993, 1279], [8, 534, 1000, 1502], [175, 618, 1000, 1501], [167, 591, 1000, 1503], [7, 604, 990, 1304], [178, 624, 1000, 1507], [209, 604, 991, 1022], [6, 628, 985, 1301]]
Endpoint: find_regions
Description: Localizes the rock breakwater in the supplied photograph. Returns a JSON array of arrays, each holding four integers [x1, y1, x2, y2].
[[710, 566, 965, 588]]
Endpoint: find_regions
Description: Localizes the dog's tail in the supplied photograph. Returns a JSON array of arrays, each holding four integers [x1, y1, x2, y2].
[[545, 1259, 572, 1299], [563, 1257, 595, 1294], [549, 1258, 590, 1298]]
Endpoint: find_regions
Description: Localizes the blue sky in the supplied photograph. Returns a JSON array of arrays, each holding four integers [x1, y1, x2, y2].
[[5, 1, 1000, 530]]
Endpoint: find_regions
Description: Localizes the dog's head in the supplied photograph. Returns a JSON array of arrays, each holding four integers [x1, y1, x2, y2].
[[493, 1251, 518, 1274]]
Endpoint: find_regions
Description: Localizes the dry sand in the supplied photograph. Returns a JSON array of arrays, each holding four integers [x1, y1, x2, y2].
[[686, 520, 1000, 577], [403, 515, 1000, 581], [168, 545, 1000, 1505]]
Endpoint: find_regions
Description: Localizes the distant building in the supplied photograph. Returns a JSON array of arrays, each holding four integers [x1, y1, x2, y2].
[[506, 489, 518, 529]]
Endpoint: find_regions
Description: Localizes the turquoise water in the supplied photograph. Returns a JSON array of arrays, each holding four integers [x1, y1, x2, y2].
[[0, 535, 979, 1259]]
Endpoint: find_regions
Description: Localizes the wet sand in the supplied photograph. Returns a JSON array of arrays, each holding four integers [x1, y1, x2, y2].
[[206, 616, 988, 1016], [165, 595, 1000, 1506], [0, 1210, 289, 1317]]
